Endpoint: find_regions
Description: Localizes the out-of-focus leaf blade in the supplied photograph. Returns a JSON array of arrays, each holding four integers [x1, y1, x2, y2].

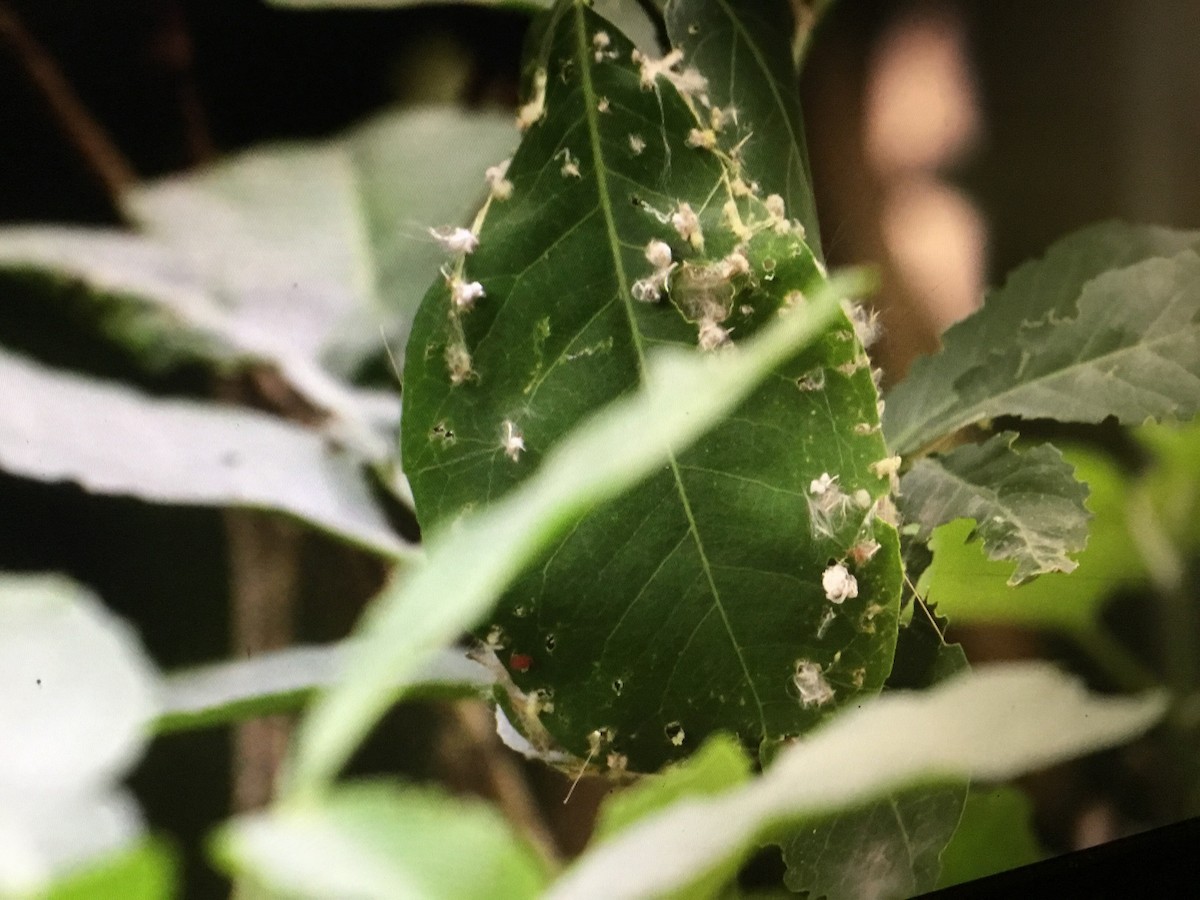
[[215, 783, 549, 900], [934, 786, 1043, 889], [593, 733, 752, 842], [898, 433, 1090, 585], [126, 107, 519, 377], [547, 663, 1166, 900], [779, 782, 966, 900], [156, 645, 491, 733], [156, 643, 492, 734], [0, 574, 160, 894], [885, 224, 1200, 454], [0, 348, 411, 558]]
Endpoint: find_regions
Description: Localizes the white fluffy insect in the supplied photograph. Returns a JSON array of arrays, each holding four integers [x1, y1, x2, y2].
[[449, 278, 485, 310], [485, 158, 513, 200], [793, 660, 835, 707], [429, 226, 478, 256], [501, 420, 526, 462], [671, 202, 704, 249], [822, 563, 858, 604]]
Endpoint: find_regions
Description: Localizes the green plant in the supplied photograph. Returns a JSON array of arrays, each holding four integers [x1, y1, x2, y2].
[[2, 0, 1198, 897]]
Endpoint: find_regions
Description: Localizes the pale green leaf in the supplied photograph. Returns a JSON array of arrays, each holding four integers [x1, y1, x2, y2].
[[885, 223, 1200, 454], [41, 839, 175, 900], [285, 266, 865, 797], [779, 782, 966, 900], [593, 733, 752, 843], [0, 575, 160, 894], [156, 645, 492, 733], [776, 604, 969, 899], [665, 0, 822, 252], [402, 0, 898, 774], [898, 433, 1090, 585], [0, 348, 411, 558], [126, 107, 519, 377], [215, 783, 548, 900], [546, 662, 1166, 900], [935, 785, 1043, 889], [922, 447, 1146, 634]]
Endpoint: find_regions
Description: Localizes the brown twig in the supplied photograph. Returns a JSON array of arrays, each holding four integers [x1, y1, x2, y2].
[[151, 0, 216, 166], [0, 0, 137, 206]]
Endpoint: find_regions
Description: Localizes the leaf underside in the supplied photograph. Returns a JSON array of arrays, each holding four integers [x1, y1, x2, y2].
[[884, 223, 1200, 455], [898, 433, 1090, 585], [401, 1, 899, 771]]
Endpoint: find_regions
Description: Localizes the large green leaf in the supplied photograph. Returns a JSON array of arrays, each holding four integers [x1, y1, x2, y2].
[[287, 264, 864, 795], [0, 108, 516, 464], [215, 783, 549, 900], [547, 662, 1165, 900], [0, 575, 160, 895], [922, 446, 1146, 635], [0, 347, 411, 558], [884, 223, 1200, 455], [665, 0, 822, 252], [156, 645, 491, 734], [898, 433, 1090, 585], [401, 0, 899, 773], [777, 603, 970, 899], [126, 107, 519, 378], [934, 785, 1043, 889], [779, 782, 966, 900]]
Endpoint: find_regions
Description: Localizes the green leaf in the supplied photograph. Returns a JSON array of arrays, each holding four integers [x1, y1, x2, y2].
[[898, 433, 1090, 585], [0, 574, 160, 894], [215, 782, 549, 900], [126, 107, 519, 378], [775, 606, 969, 899], [286, 266, 865, 797], [156, 645, 492, 734], [546, 662, 1166, 900], [779, 782, 966, 900], [884, 223, 1200, 455], [0, 348, 411, 558], [0, 108, 516, 463], [935, 785, 1043, 889], [665, 0, 822, 253], [593, 732, 752, 842], [41, 840, 175, 900], [401, 0, 899, 773], [922, 446, 1146, 635]]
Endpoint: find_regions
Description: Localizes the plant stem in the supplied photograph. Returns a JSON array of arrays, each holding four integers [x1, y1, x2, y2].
[[0, 1, 136, 209]]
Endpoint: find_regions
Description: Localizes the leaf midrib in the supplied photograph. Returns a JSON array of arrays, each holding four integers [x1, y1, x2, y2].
[[571, 2, 767, 730]]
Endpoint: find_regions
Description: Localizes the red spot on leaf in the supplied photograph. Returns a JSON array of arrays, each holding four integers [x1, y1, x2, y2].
[[510, 653, 533, 673]]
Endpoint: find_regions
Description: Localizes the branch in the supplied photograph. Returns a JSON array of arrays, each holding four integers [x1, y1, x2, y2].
[[0, 1, 137, 206]]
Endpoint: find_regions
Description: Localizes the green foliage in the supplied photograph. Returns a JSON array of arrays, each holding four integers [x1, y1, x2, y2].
[[778, 782, 966, 899], [899, 432, 1090, 585], [664, 0, 822, 250], [922, 446, 1146, 635], [546, 663, 1163, 900], [156, 645, 493, 734], [884, 223, 1200, 455], [935, 786, 1044, 889], [289, 266, 862, 796], [401, 0, 900, 773], [4, 1, 1199, 897], [216, 783, 551, 900], [593, 733, 753, 841]]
